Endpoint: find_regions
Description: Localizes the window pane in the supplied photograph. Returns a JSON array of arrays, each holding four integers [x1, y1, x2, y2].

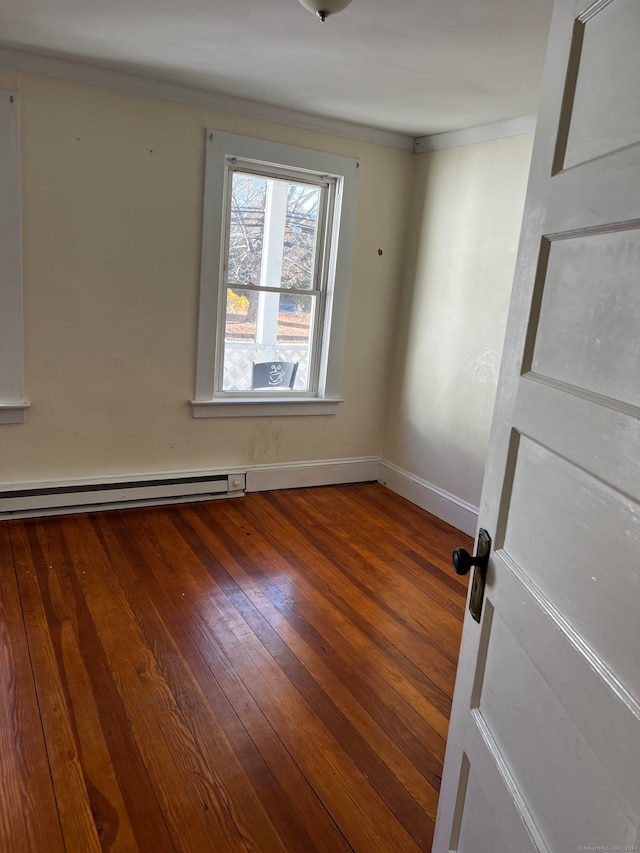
[[223, 289, 316, 392], [225, 288, 256, 345], [281, 182, 320, 291], [228, 173, 266, 286], [227, 172, 320, 292]]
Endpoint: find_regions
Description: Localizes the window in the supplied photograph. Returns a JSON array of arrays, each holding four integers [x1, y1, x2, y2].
[[0, 90, 27, 424], [192, 131, 359, 417]]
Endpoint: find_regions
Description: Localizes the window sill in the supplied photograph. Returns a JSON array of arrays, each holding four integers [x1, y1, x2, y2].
[[0, 403, 29, 425], [190, 397, 343, 418]]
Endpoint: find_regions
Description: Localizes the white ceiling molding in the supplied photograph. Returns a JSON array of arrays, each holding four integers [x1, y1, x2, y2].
[[414, 114, 537, 153], [0, 47, 415, 152]]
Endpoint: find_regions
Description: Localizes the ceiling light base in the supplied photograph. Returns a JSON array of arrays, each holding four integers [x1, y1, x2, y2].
[[298, 0, 355, 22]]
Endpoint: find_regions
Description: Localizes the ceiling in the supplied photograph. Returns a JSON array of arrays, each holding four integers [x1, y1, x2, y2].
[[0, 0, 555, 139]]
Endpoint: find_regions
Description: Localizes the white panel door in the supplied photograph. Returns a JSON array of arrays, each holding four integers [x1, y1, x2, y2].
[[434, 1, 640, 850]]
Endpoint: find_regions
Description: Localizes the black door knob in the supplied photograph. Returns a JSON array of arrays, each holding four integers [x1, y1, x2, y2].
[[453, 530, 492, 623], [452, 547, 488, 576]]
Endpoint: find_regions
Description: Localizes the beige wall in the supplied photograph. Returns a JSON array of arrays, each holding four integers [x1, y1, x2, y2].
[[0, 68, 534, 509], [383, 134, 534, 508], [0, 71, 413, 484]]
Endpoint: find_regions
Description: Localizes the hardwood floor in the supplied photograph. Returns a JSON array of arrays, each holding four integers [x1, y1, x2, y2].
[[0, 482, 471, 852]]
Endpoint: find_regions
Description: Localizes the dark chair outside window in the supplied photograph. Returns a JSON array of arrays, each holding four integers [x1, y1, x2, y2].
[[252, 362, 298, 390]]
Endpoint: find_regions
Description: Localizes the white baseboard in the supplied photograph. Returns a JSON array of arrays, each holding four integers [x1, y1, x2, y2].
[[378, 460, 479, 537], [0, 457, 478, 534], [246, 456, 380, 493]]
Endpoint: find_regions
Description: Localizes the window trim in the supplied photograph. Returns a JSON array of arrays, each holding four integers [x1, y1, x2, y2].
[[0, 90, 28, 425], [191, 130, 359, 417]]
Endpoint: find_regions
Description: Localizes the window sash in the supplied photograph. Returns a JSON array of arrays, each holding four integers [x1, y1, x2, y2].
[[224, 164, 331, 294], [221, 287, 321, 394], [215, 162, 335, 397]]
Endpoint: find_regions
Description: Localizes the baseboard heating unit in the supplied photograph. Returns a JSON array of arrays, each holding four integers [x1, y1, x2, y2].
[[0, 471, 246, 520]]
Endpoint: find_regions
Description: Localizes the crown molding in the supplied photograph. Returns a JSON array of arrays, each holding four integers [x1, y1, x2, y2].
[[0, 47, 415, 152], [414, 113, 537, 153]]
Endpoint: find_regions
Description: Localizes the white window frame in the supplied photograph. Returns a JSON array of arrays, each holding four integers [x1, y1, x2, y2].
[[0, 90, 28, 424], [191, 131, 359, 418]]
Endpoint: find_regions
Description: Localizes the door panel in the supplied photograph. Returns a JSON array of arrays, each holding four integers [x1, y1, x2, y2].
[[451, 690, 541, 853], [531, 229, 640, 406], [456, 762, 510, 853], [434, 0, 640, 849], [564, 0, 640, 168], [503, 437, 640, 693], [546, 149, 640, 233], [513, 380, 640, 499], [493, 554, 640, 795], [477, 606, 637, 849]]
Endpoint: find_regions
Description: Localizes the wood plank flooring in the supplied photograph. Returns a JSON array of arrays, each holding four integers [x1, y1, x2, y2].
[[0, 482, 471, 852]]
